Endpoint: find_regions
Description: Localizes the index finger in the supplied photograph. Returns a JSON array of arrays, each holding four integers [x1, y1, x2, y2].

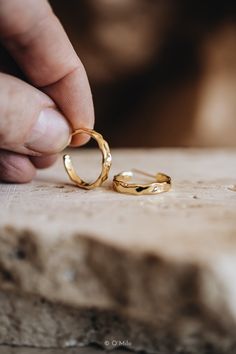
[[0, 0, 94, 145]]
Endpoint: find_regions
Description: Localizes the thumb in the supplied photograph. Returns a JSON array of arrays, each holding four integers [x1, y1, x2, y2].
[[0, 73, 71, 156]]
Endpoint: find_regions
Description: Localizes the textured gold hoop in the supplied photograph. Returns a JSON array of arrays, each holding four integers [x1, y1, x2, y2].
[[63, 128, 112, 189], [113, 169, 171, 195]]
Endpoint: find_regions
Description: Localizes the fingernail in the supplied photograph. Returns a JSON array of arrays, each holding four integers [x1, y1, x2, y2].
[[26, 108, 71, 154]]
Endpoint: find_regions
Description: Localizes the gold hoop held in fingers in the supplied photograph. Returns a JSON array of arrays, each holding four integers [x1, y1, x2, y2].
[[63, 128, 112, 189], [113, 169, 171, 195]]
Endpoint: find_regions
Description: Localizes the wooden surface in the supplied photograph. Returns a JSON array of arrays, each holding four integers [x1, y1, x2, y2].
[[0, 148, 236, 353]]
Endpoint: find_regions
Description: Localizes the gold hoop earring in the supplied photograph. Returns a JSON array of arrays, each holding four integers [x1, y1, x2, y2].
[[63, 128, 112, 189], [113, 169, 171, 195]]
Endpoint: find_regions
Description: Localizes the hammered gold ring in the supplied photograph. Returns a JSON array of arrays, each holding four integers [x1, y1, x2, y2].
[[63, 128, 112, 189], [113, 169, 171, 195]]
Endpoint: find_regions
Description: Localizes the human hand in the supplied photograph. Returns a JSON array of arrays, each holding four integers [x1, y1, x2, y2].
[[0, 0, 94, 183]]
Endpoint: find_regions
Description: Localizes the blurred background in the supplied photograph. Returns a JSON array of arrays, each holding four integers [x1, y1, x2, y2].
[[49, 0, 236, 147]]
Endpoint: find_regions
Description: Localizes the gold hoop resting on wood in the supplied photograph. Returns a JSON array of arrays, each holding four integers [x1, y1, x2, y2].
[[113, 169, 171, 195], [63, 128, 112, 190]]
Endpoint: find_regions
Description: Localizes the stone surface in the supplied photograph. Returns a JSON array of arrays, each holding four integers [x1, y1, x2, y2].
[[0, 149, 236, 353], [0, 346, 128, 354]]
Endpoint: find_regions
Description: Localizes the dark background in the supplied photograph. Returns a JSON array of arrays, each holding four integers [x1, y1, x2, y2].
[[50, 0, 236, 147]]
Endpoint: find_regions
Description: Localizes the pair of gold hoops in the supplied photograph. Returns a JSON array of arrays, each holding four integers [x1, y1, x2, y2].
[[63, 128, 171, 195]]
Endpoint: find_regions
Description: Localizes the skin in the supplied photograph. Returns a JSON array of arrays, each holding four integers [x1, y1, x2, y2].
[[0, 0, 94, 183]]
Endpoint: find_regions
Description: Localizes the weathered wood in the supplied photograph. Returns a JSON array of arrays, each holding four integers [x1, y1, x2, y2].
[[0, 149, 236, 353]]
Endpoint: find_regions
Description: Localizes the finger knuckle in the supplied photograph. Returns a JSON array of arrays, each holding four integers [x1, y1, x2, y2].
[[0, 152, 34, 183]]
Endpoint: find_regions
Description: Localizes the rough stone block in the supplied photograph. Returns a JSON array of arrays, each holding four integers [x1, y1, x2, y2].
[[0, 149, 236, 353]]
